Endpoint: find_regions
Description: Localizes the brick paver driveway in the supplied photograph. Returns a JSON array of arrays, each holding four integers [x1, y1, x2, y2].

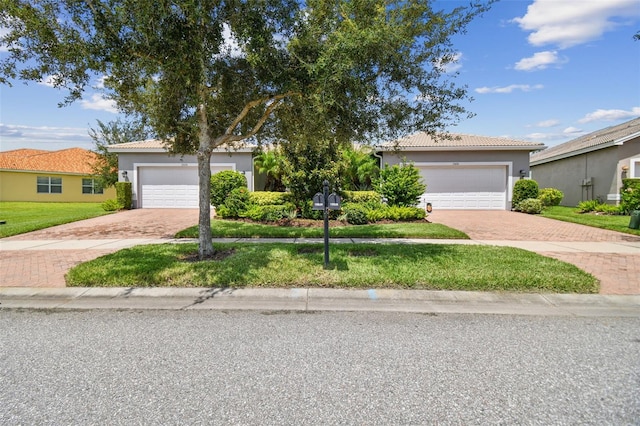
[[1, 209, 200, 288], [430, 210, 640, 295], [2, 209, 639, 294]]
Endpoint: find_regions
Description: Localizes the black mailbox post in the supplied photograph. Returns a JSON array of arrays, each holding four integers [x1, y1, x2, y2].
[[312, 180, 341, 269]]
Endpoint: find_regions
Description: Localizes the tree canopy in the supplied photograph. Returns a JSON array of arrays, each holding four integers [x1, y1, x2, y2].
[[0, 0, 492, 258]]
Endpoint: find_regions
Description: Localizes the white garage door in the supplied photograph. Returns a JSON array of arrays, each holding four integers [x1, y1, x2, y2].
[[139, 165, 234, 208], [418, 165, 507, 210]]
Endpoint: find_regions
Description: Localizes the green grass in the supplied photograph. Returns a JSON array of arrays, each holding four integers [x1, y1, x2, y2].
[[66, 242, 598, 293], [541, 206, 640, 236], [0, 202, 113, 238], [176, 219, 469, 239]]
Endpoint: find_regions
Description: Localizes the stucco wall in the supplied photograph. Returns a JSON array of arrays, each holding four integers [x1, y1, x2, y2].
[[380, 150, 531, 178], [0, 171, 116, 202], [116, 151, 253, 173], [532, 139, 640, 206]]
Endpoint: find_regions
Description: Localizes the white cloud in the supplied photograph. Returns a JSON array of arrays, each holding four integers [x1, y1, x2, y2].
[[435, 52, 463, 73], [536, 119, 560, 128], [37, 75, 61, 88], [0, 123, 90, 144], [513, 0, 640, 49], [523, 126, 586, 143], [475, 84, 544, 94], [562, 126, 584, 136], [79, 93, 118, 114], [578, 107, 640, 123], [219, 23, 243, 57], [514, 51, 567, 71]]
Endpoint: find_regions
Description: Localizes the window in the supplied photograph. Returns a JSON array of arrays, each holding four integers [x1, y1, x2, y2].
[[82, 178, 104, 194], [37, 176, 62, 194]]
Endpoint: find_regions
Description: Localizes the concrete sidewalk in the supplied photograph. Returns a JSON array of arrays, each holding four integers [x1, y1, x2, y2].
[[3, 237, 640, 253], [1, 287, 639, 317]]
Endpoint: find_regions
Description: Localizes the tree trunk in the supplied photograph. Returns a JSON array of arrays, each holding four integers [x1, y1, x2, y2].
[[197, 104, 214, 260]]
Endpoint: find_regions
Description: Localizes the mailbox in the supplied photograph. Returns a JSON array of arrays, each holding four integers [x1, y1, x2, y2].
[[328, 193, 341, 210], [312, 193, 325, 210]]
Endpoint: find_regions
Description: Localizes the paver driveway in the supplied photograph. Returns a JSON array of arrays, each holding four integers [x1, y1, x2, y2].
[[1, 209, 200, 288], [1, 209, 639, 294], [430, 210, 640, 295]]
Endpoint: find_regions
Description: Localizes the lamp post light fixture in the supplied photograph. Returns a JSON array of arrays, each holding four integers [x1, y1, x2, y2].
[[121, 170, 128, 180]]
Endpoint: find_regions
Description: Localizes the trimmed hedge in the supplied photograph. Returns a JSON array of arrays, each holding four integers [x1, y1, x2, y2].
[[249, 191, 292, 206], [621, 178, 640, 213], [116, 182, 132, 210], [538, 188, 563, 207], [210, 170, 247, 208], [513, 179, 539, 208], [515, 198, 543, 214]]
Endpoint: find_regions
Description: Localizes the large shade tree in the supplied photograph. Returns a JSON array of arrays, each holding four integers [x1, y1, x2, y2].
[[0, 0, 492, 258]]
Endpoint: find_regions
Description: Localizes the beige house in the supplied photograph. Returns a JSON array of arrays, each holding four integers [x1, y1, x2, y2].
[[530, 118, 640, 206]]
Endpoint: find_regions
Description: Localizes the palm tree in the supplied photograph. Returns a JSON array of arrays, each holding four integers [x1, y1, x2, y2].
[[341, 146, 379, 190], [254, 150, 285, 191]]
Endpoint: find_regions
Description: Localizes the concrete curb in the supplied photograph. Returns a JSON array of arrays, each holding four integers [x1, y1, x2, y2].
[[1, 287, 638, 317]]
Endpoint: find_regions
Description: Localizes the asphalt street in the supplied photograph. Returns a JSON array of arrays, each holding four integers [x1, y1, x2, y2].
[[1, 309, 639, 425]]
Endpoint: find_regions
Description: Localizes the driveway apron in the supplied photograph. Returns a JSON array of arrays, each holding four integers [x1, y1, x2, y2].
[[429, 210, 640, 295], [1, 209, 200, 288], [1, 209, 639, 294]]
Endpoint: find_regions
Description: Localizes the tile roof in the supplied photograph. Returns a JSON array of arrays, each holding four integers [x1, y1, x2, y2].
[[530, 117, 640, 164], [383, 132, 545, 151], [0, 148, 99, 174]]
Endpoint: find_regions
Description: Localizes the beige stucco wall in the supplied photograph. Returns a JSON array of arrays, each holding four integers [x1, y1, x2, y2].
[[0, 170, 116, 202]]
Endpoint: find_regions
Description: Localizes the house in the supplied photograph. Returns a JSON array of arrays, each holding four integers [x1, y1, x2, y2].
[[530, 118, 640, 207], [109, 139, 254, 208], [0, 148, 116, 202], [379, 133, 545, 210]]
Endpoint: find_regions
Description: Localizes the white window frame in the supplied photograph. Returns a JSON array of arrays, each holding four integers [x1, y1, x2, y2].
[[82, 178, 104, 194], [630, 157, 640, 179], [37, 176, 62, 194]]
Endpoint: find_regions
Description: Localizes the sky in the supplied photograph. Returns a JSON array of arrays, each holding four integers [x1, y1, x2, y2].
[[0, 0, 639, 152]]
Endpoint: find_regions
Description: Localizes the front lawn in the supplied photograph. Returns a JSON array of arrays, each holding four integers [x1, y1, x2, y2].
[[66, 242, 598, 293], [176, 219, 469, 239], [541, 206, 640, 236], [0, 202, 112, 238]]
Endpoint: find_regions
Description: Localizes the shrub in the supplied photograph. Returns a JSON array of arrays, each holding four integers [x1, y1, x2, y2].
[[342, 190, 381, 204], [384, 206, 426, 221], [101, 199, 123, 212], [249, 191, 291, 206], [594, 203, 624, 215], [515, 198, 543, 214], [341, 203, 369, 225], [116, 181, 132, 210], [365, 208, 387, 223], [620, 178, 640, 213], [512, 179, 539, 208], [215, 205, 231, 218], [223, 187, 250, 218], [244, 205, 289, 222], [374, 163, 426, 207], [577, 199, 600, 213], [210, 170, 247, 207], [538, 188, 563, 206]]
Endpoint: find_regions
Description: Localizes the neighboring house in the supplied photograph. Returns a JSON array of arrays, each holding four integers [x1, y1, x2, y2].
[[0, 148, 116, 202], [530, 118, 640, 207], [379, 133, 545, 210], [109, 140, 253, 208]]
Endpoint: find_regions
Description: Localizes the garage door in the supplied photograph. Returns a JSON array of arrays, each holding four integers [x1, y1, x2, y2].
[[418, 165, 507, 210], [139, 165, 234, 208]]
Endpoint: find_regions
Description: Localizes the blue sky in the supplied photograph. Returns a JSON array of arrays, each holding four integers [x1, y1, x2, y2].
[[1, 0, 639, 152]]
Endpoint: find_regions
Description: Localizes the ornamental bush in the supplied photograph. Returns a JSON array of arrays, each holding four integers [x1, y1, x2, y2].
[[374, 163, 425, 207], [538, 188, 563, 206], [384, 206, 426, 221], [342, 190, 381, 204], [512, 179, 539, 209], [249, 191, 292, 206], [223, 187, 250, 218], [210, 170, 247, 208], [341, 203, 369, 225], [620, 178, 640, 213], [244, 205, 290, 222], [101, 199, 123, 211], [515, 198, 543, 214]]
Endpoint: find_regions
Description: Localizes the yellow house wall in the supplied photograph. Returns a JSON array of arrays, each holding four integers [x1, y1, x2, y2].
[[0, 171, 116, 202]]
